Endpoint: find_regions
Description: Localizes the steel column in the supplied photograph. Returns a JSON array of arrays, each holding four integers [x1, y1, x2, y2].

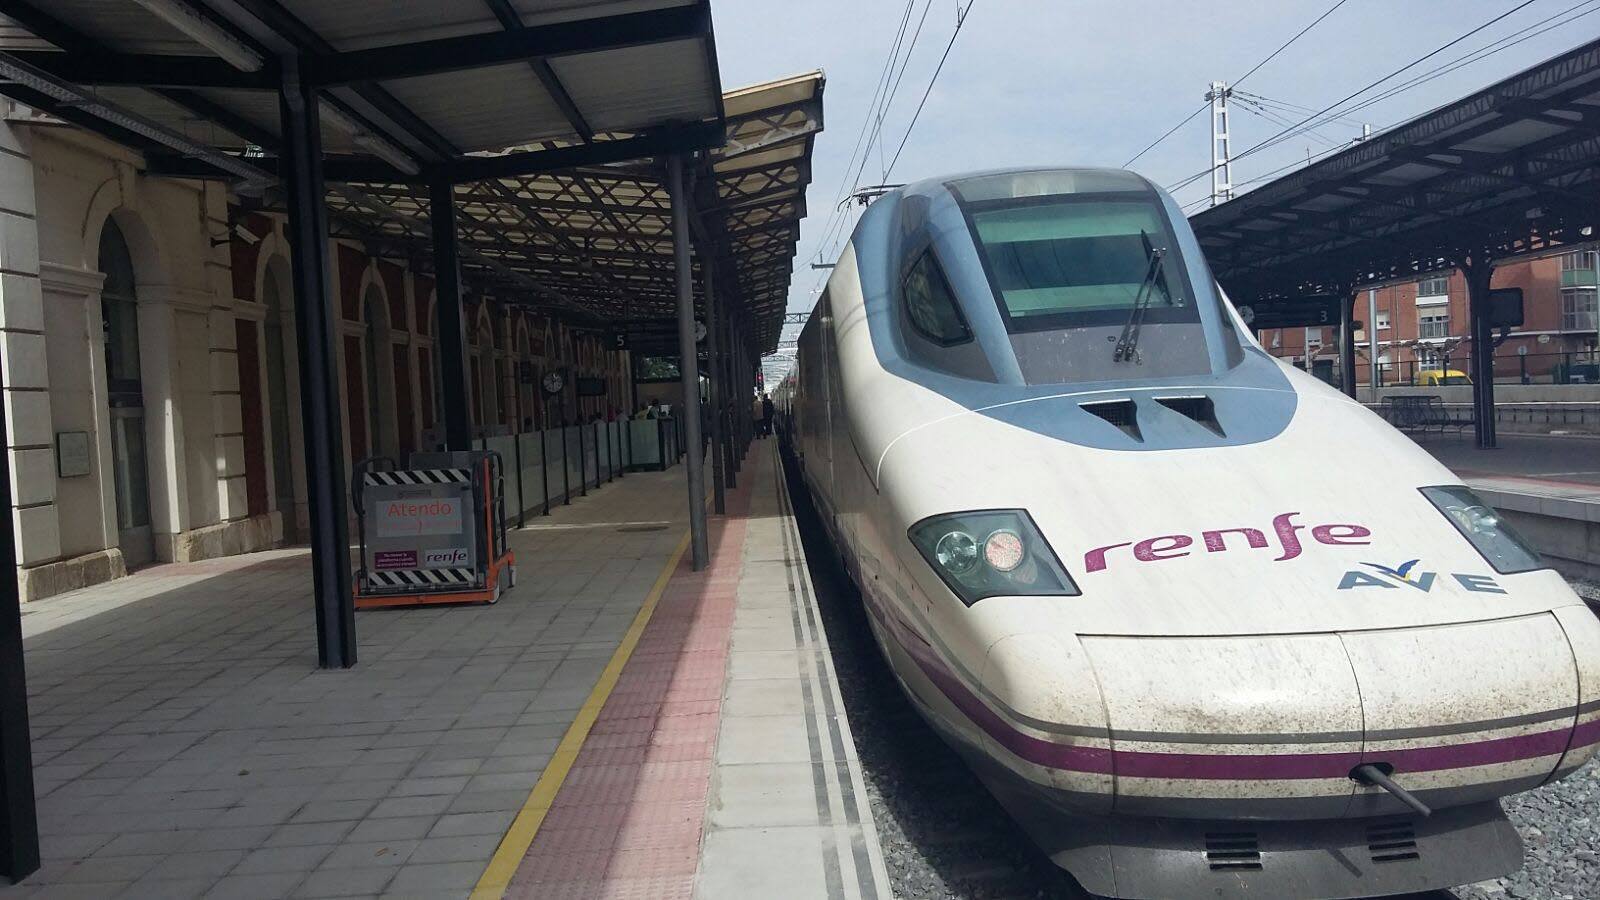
[[429, 178, 473, 451], [1465, 259, 1498, 449], [703, 254, 727, 515], [279, 60, 356, 669], [667, 155, 708, 569], [0, 362, 38, 884], [1339, 291, 1358, 399], [718, 297, 737, 486]]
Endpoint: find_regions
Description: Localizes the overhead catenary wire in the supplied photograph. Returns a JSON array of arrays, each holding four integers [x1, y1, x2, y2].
[[806, 0, 918, 271], [1122, 0, 1352, 168], [1166, 0, 1544, 196], [883, 0, 979, 180], [1175, 0, 1600, 207]]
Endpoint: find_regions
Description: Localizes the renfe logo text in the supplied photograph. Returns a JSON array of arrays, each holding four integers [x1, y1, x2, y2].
[[1084, 512, 1369, 573]]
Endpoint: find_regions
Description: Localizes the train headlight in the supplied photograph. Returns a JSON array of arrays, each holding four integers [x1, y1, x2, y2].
[[934, 531, 980, 575], [1421, 485, 1544, 574], [909, 510, 1079, 605]]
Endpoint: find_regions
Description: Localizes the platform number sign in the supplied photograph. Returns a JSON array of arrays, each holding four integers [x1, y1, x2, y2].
[[1239, 294, 1343, 331]]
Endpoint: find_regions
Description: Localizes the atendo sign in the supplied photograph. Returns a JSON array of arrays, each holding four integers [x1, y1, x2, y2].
[[376, 494, 463, 537]]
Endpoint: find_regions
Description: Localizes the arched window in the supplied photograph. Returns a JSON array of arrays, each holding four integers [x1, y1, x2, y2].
[[262, 263, 298, 542], [99, 221, 154, 566], [361, 285, 394, 458]]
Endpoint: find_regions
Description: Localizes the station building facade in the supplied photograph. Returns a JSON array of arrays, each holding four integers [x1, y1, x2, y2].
[[1258, 254, 1600, 384], [0, 111, 631, 601]]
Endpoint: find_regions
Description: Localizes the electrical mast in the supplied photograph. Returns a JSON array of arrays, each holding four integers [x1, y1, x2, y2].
[[1206, 81, 1234, 206]]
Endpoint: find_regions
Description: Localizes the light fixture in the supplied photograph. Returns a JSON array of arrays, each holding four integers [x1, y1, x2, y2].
[[319, 102, 422, 177], [130, 0, 264, 73]]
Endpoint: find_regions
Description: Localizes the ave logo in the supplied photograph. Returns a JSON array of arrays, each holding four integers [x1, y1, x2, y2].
[[1337, 558, 1504, 594]]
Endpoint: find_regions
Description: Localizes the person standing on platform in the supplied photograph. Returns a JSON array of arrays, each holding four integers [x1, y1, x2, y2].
[[760, 393, 774, 438], [752, 393, 765, 437]]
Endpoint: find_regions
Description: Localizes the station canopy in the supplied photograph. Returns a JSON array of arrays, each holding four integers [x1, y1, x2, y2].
[[1190, 36, 1600, 304], [326, 71, 822, 355], [0, 0, 818, 352]]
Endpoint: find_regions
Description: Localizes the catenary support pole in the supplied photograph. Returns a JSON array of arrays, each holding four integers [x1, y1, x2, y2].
[[0, 365, 38, 883], [429, 178, 472, 451], [703, 252, 727, 515], [1465, 257, 1498, 449], [667, 155, 708, 569], [280, 59, 356, 668], [1339, 290, 1358, 399]]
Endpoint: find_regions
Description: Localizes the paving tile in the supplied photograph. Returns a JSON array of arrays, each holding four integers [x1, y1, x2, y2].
[[118, 876, 215, 899], [287, 801, 374, 824], [317, 841, 417, 871], [384, 861, 484, 894], [231, 843, 332, 875], [290, 867, 395, 898], [264, 822, 356, 848], [344, 816, 436, 843], [714, 715, 814, 766], [202, 872, 306, 899], [708, 763, 822, 829], [366, 795, 453, 819], [406, 833, 501, 864], [148, 850, 248, 881]]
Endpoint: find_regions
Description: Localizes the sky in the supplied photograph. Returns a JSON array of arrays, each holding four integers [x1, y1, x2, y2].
[[710, 0, 1600, 362]]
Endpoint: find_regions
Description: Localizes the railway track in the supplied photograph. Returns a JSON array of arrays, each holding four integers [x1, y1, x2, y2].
[[777, 444, 1460, 900]]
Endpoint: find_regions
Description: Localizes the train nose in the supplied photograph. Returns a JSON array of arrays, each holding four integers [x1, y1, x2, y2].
[[1058, 610, 1600, 818]]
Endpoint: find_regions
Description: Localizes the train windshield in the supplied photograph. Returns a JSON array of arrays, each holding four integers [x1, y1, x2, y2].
[[967, 198, 1190, 331], [940, 170, 1239, 385]]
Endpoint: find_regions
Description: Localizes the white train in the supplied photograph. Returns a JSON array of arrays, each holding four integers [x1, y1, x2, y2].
[[775, 168, 1600, 899]]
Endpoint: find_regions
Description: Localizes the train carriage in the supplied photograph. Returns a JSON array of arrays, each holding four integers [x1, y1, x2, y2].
[[779, 167, 1600, 899]]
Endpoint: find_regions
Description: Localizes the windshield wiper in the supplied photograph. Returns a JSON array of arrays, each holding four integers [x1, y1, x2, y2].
[[1113, 231, 1166, 364]]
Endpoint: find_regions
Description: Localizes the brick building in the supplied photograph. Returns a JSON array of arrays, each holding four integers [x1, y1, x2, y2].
[[1256, 253, 1600, 385]]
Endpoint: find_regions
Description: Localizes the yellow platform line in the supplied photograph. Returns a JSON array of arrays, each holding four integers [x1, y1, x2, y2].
[[470, 527, 693, 899]]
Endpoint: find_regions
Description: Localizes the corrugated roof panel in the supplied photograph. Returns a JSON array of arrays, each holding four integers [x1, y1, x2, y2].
[[0, 1, 202, 54], [383, 65, 573, 151], [278, 0, 502, 51], [1361, 161, 1448, 187], [550, 39, 716, 133], [1453, 119, 1568, 153], [722, 71, 818, 118], [511, 0, 694, 27]]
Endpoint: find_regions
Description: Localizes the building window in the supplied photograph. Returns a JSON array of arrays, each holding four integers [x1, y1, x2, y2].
[[1418, 308, 1450, 340], [1375, 310, 1390, 330], [1563, 288, 1598, 332], [1561, 250, 1596, 271], [1416, 276, 1449, 299]]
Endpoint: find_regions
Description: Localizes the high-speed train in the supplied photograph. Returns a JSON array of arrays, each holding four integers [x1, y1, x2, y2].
[[774, 167, 1600, 899]]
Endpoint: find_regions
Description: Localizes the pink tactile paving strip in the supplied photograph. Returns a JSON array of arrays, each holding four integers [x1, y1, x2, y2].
[[505, 479, 752, 900]]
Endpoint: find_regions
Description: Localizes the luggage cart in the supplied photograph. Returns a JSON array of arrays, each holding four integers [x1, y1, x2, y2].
[[352, 450, 515, 609]]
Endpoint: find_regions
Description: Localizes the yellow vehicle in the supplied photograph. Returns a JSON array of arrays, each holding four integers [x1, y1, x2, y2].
[[1412, 368, 1472, 386]]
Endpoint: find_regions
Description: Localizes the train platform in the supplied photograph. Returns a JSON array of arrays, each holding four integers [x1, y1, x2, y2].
[[0, 446, 890, 900], [1423, 432, 1600, 581]]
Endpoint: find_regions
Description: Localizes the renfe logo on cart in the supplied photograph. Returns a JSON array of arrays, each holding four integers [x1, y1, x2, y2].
[[376, 497, 463, 537], [423, 548, 470, 568]]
